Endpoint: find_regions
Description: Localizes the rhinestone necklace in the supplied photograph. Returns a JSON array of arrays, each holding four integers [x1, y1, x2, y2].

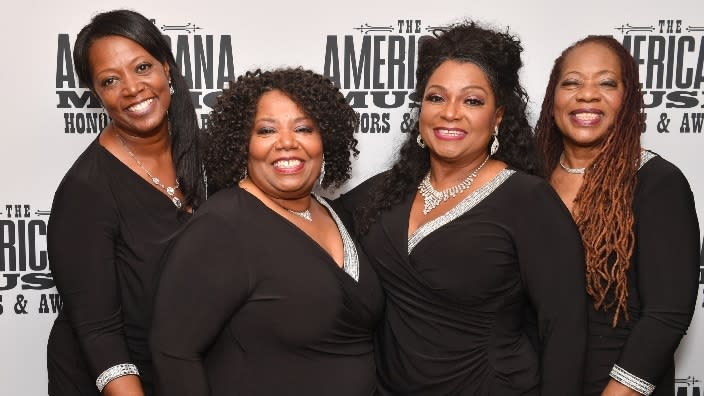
[[418, 154, 490, 215], [558, 152, 586, 174], [114, 130, 182, 208]]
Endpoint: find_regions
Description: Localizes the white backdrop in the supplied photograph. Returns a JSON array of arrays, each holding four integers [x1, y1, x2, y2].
[[1, 1, 702, 394]]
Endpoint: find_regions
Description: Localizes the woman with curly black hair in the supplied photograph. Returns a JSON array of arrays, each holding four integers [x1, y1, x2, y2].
[[150, 68, 383, 396], [340, 21, 587, 395]]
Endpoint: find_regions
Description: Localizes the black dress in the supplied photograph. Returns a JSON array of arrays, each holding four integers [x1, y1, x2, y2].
[[583, 152, 700, 396], [340, 169, 588, 396], [150, 187, 384, 396], [47, 138, 190, 396]]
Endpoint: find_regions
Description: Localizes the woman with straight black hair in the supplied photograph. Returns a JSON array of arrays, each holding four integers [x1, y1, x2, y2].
[[47, 9, 204, 396]]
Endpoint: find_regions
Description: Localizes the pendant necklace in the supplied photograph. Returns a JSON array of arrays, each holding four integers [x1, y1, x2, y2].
[[418, 154, 490, 215], [114, 129, 182, 208], [287, 208, 312, 222]]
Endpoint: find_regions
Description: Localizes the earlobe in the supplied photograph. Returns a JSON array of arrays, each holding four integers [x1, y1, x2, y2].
[[495, 107, 504, 129]]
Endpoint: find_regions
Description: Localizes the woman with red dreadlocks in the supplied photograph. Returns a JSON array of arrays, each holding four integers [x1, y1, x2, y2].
[[535, 36, 700, 396]]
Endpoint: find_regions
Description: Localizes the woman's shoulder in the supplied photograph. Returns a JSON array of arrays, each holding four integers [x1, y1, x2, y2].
[[52, 139, 115, 200], [193, 186, 243, 217], [493, 168, 569, 215], [638, 150, 686, 179], [337, 170, 392, 207], [500, 167, 553, 194], [636, 150, 694, 198]]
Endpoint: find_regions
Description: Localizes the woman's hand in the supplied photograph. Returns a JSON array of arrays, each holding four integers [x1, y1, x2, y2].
[[601, 379, 643, 396]]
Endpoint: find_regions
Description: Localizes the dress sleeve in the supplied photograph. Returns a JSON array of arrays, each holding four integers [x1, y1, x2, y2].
[[514, 180, 588, 396], [47, 173, 134, 383], [150, 211, 250, 396], [611, 162, 699, 393]]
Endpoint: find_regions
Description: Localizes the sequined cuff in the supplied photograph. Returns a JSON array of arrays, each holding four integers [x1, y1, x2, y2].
[[95, 363, 140, 392], [609, 364, 655, 395]]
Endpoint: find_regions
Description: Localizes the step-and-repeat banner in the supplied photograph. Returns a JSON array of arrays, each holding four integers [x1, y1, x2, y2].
[[1, 1, 702, 394]]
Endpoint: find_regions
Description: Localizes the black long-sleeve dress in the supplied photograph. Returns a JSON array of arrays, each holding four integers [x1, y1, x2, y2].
[[150, 187, 384, 396], [47, 138, 190, 396], [583, 152, 700, 396], [340, 168, 588, 395]]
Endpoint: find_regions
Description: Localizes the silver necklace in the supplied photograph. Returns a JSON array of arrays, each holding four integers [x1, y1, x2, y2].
[[114, 130, 182, 208], [418, 154, 490, 215], [559, 152, 586, 174], [287, 208, 312, 222]]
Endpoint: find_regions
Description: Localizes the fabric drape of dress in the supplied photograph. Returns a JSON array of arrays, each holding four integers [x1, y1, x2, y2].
[[340, 169, 588, 396], [150, 187, 384, 396], [583, 152, 700, 396], [47, 138, 190, 396]]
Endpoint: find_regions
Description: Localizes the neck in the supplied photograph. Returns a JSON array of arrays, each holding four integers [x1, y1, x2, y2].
[[428, 153, 490, 190], [272, 196, 313, 212], [111, 122, 171, 157], [561, 144, 601, 170], [239, 178, 313, 212]]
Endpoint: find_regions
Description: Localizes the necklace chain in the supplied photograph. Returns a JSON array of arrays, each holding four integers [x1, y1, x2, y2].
[[114, 130, 182, 208], [558, 152, 586, 174], [239, 178, 312, 221], [418, 154, 490, 215]]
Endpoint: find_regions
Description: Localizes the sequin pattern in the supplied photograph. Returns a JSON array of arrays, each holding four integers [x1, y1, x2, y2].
[[408, 169, 515, 254], [315, 194, 360, 282]]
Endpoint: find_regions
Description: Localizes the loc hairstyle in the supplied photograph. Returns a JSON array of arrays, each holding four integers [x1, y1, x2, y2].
[[203, 67, 359, 194], [534, 35, 644, 326], [355, 20, 537, 234], [73, 9, 205, 209]]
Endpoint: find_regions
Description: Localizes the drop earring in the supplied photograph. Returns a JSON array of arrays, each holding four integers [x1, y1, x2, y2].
[[416, 135, 426, 149], [490, 126, 499, 156], [319, 156, 326, 186]]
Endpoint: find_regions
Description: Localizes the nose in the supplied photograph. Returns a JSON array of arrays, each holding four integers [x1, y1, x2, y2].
[[275, 129, 299, 150], [121, 74, 145, 96], [440, 99, 461, 120], [576, 82, 600, 102]]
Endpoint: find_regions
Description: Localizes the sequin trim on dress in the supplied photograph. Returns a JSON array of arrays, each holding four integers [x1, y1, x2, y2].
[[315, 194, 360, 282], [639, 150, 656, 170], [408, 169, 515, 254]]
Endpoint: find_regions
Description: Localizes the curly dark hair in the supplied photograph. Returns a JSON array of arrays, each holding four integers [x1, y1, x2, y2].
[[203, 68, 359, 194], [73, 9, 205, 209], [535, 36, 643, 326], [356, 20, 536, 234]]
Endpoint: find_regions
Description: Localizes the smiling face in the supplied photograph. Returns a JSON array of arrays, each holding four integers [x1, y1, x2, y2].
[[88, 35, 171, 138], [419, 60, 503, 165], [553, 42, 625, 149], [247, 90, 323, 200]]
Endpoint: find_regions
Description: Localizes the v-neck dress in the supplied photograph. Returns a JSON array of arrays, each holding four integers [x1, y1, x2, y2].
[[47, 137, 191, 396], [150, 186, 384, 396], [340, 169, 588, 396], [583, 152, 700, 396]]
